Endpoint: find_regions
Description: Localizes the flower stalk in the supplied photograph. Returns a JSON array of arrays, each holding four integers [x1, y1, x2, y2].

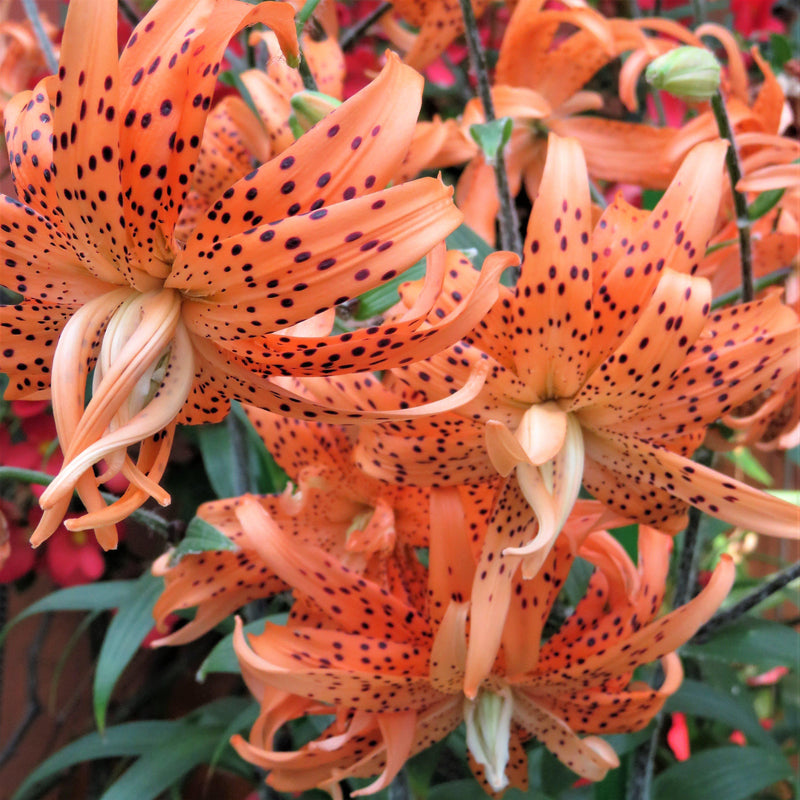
[[711, 91, 754, 302], [456, 0, 522, 257]]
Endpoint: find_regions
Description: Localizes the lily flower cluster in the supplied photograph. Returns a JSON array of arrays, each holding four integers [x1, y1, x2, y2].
[[1, 0, 798, 796]]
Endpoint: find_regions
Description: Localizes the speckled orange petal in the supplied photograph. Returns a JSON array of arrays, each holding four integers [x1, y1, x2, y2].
[[511, 691, 620, 782], [189, 96, 269, 209], [0, 298, 75, 400], [394, 117, 476, 184], [172, 178, 462, 336], [234, 496, 431, 640], [501, 531, 579, 680], [574, 270, 712, 423], [356, 413, 493, 486], [587, 140, 727, 371], [244, 407, 355, 481], [4, 83, 59, 220], [50, 0, 132, 283], [396, 0, 493, 70], [548, 116, 683, 189], [179, 53, 423, 243], [352, 711, 417, 796], [301, 27, 345, 101], [614, 295, 799, 446], [497, 5, 618, 110], [581, 449, 688, 533], [0, 197, 112, 305], [235, 618, 439, 711], [428, 488, 477, 629], [533, 652, 683, 736], [238, 68, 296, 155], [587, 433, 800, 539], [117, 0, 298, 264], [514, 134, 593, 398], [464, 478, 537, 698]]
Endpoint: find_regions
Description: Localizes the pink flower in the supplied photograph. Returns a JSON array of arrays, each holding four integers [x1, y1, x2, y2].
[[0, 403, 62, 497], [729, 730, 747, 746], [43, 523, 105, 587], [667, 712, 691, 761]]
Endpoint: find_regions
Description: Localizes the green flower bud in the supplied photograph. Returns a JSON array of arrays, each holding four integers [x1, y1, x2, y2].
[[289, 90, 342, 135], [646, 46, 721, 102]]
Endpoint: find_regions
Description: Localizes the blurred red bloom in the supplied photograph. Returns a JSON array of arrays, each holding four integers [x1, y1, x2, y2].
[[43, 524, 105, 587], [667, 712, 691, 761]]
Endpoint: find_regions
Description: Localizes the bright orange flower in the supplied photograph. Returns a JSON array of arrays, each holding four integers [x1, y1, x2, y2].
[[380, 0, 496, 71], [151, 408, 432, 645], [230, 491, 733, 795], [357, 134, 799, 544], [0, 0, 504, 549]]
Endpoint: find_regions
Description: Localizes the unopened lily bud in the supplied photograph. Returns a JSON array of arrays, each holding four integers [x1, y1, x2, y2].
[[646, 46, 721, 102], [289, 90, 342, 134]]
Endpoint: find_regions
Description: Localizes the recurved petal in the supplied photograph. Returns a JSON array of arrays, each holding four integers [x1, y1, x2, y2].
[[233, 496, 431, 640], [587, 140, 727, 371], [118, 0, 297, 262], [587, 432, 800, 539], [171, 178, 463, 335], [179, 53, 424, 245], [511, 692, 620, 782]]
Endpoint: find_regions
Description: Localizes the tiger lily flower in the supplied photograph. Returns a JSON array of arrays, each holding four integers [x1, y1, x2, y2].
[[230, 491, 734, 795], [1, 0, 504, 549], [355, 134, 799, 583], [151, 408, 432, 645]]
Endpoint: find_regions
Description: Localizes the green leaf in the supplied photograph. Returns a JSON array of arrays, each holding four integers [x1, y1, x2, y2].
[[196, 613, 288, 680], [12, 721, 178, 800], [468, 117, 513, 165], [747, 186, 785, 220], [355, 223, 494, 320], [664, 679, 776, 749], [99, 728, 220, 800], [768, 34, 793, 69], [0, 581, 135, 646], [208, 701, 260, 772], [168, 516, 238, 566], [684, 617, 800, 670], [230, 401, 288, 493], [720, 447, 773, 486], [195, 402, 275, 498], [652, 746, 792, 800], [94, 572, 163, 732]]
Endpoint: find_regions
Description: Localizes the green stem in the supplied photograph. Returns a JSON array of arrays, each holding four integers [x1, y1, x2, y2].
[[0, 467, 53, 487], [456, 0, 522, 258], [711, 266, 792, 309], [691, 0, 706, 24], [20, 0, 58, 73], [694, 561, 800, 642], [711, 92, 754, 303], [340, 1, 392, 51], [295, 0, 323, 91]]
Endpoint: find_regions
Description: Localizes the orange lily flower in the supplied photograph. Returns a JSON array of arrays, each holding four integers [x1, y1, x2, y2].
[[230, 491, 734, 795], [380, 0, 496, 71], [1, 0, 506, 550], [151, 407, 433, 645], [354, 135, 799, 571]]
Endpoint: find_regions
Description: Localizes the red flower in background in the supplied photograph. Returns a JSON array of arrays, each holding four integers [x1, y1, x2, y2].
[[43, 523, 105, 587], [667, 712, 691, 761]]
